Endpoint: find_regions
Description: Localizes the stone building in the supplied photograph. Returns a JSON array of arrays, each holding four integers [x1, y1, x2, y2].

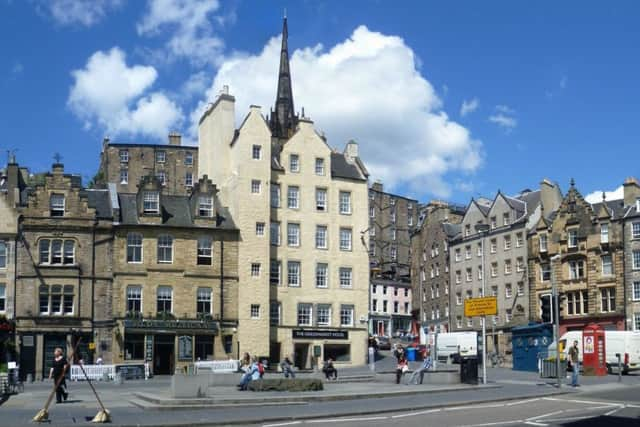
[[98, 133, 198, 195], [450, 181, 562, 356], [528, 179, 626, 335], [410, 201, 465, 334], [14, 163, 114, 380], [111, 175, 239, 374], [198, 17, 370, 368], [369, 278, 412, 337], [622, 178, 640, 330]]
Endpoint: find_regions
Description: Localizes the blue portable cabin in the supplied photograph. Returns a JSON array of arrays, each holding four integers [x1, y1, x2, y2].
[[511, 323, 553, 372]]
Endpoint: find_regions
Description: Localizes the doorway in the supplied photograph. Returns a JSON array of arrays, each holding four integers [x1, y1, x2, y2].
[[153, 334, 175, 375], [43, 334, 67, 380], [19, 335, 36, 381], [293, 343, 309, 369]]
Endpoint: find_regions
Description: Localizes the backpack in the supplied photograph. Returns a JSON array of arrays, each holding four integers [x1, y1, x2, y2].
[[258, 362, 265, 375]]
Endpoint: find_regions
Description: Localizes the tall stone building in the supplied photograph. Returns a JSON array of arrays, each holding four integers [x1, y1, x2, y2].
[[198, 17, 370, 368], [528, 180, 626, 335], [622, 178, 640, 330], [368, 182, 418, 336], [98, 133, 198, 195], [450, 181, 562, 356], [410, 201, 465, 334]]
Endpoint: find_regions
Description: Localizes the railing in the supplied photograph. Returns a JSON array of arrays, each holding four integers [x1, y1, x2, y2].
[[194, 359, 239, 373], [70, 363, 150, 381]]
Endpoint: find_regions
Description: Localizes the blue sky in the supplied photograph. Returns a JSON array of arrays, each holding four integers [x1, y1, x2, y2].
[[1, 1, 639, 204]]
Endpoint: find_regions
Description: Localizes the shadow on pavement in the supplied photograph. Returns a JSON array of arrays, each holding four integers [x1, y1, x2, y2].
[[561, 415, 640, 426]]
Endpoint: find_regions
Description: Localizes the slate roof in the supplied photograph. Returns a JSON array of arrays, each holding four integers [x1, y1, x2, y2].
[[85, 189, 113, 219], [514, 189, 541, 221], [591, 199, 627, 220], [443, 222, 462, 239], [330, 152, 367, 181]]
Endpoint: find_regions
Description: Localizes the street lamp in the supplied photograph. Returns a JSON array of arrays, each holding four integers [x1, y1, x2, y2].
[[550, 253, 562, 388], [475, 223, 490, 385]]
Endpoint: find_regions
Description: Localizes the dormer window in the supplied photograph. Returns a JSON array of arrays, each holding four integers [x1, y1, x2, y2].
[[50, 194, 65, 217], [600, 223, 609, 244], [315, 158, 325, 175], [119, 149, 129, 163], [503, 213, 510, 226], [490, 216, 497, 229], [143, 191, 159, 214], [156, 151, 166, 163], [198, 195, 214, 217], [539, 234, 548, 252], [465, 224, 471, 237], [568, 229, 578, 248], [290, 154, 299, 172]]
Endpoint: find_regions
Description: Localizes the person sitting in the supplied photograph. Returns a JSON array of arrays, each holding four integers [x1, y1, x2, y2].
[[396, 355, 408, 384], [237, 357, 260, 391], [407, 353, 432, 385], [280, 357, 296, 378], [322, 358, 338, 380]]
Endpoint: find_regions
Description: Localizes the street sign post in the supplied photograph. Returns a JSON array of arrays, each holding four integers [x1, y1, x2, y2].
[[464, 296, 498, 317]]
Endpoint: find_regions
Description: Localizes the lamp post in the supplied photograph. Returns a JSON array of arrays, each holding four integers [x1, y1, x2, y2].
[[550, 253, 562, 388], [475, 223, 490, 385]]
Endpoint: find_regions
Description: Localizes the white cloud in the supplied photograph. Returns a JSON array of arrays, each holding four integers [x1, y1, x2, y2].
[[193, 26, 482, 197], [460, 98, 479, 117], [137, 0, 225, 66], [43, 0, 122, 27], [495, 104, 515, 114], [584, 186, 624, 204], [489, 105, 517, 131], [68, 47, 183, 139]]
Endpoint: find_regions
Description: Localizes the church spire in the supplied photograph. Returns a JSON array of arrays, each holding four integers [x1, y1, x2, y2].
[[270, 15, 297, 139]]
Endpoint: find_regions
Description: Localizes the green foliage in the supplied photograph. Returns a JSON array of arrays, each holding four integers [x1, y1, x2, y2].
[[248, 378, 324, 392]]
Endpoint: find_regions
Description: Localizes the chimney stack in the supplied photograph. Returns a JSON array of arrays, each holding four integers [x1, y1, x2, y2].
[[344, 140, 359, 163], [623, 177, 640, 207], [168, 132, 182, 146]]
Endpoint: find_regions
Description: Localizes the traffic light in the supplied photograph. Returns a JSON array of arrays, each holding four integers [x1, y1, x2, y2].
[[540, 294, 553, 323]]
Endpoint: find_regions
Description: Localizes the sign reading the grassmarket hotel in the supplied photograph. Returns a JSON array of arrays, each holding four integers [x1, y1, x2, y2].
[[292, 330, 348, 340], [124, 318, 218, 333]]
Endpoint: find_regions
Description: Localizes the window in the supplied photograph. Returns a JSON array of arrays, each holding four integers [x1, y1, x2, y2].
[[633, 251, 640, 270], [251, 263, 261, 277], [601, 255, 613, 276], [157, 235, 173, 264], [391, 209, 396, 223], [516, 233, 523, 248], [316, 225, 328, 249], [315, 158, 325, 175], [316, 263, 328, 288], [383, 286, 387, 295], [569, 260, 585, 279], [127, 233, 143, 263], [372, 299, 378, 312], [156, 151, 166, 163], [290, 154, 300, 172], [504, 259, 512, 274], [120, 169, 128, 184], [490, 239, 497, 254], [0, 241, 6, 268], [156, 171, 166, 186], [633, 281, 640, 301], [197, 236, 212, 265], [339, 228, 352, 251], [251, 180, 261, 194], [635, 313, 640, 331], [119, 149, 129, 163], [250, 304, 260, 319], [39, 239, 75, 265], [503, 212, 510, 226], [395, 301, 400, 314], [124, 333, 144, 360], [632, 222, 640, 239], [287, 223, 300, 247], [252, 145, 262, 160], [477, 243, 482, 257], [491, 285, 498, 296], [197, 288, 212, 314], [297, 303, 312, 325], [465, 245, 471, 259], [339, 191, 352, 214], [567, 290, 588, 315], [339, 267, 353, 288], [539, 234, 548, 252], [455, 249, 461, 262], [477, 265, 483, 280], [288, 261, 301, 287], [287, 186, 299, 209], [50, 194, 65, 217], [254, 222, 266, 236], [185, 151, 193, 165], [340, 305, 354, 326], [504, 235, 512, 250], [270, 302, 281, 326], [383, 300, 388, 312], [156, 286, 172, 313], [505, 283, 513, 298], [505, 309, 513, 323], [455, 270, 461, 284], [466, 268, 472, 282], [600, 288, 616, 312], [490, 216, 497, 229], [568, 229, 578, 248], [271, 184, 281, 208], [465, 224, 471, 237], [369, 206, 375, 218], [0, 284, 5, 312], [317, 305, 331, 326], [391, 246, 397, 260], [270, 260, 281, 285], [270, 222, 280, 246], [435, 264, 440, 277], [404, 288, 409, 297], [316, 188, 327, 211], [516, 257, 525, 272], [491, 262, 498, 277], [601, 223, 609, 244], [541, 263, 551, 281], [467, 317, 473, 327], [143, 191, 159, 214], [456, 292, 462, 305], [408, 215, 413, 226], [185, 172, 193, 187], [391, 228, 397, 240]]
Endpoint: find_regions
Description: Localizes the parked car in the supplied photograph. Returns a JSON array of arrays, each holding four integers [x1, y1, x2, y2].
[[376, 336, 391, 350]]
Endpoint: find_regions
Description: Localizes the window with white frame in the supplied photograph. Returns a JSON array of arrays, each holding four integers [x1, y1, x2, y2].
[[465, 245, 471, 259], [156, 171, 166, 186], [568, 229, 578, 248], [455, 270, 461, 284], [126, 285, 142, 313], [252, 145, 262, 160], [0, 284, 6, 312], [251, 263, 261, 277], [287, 186, 299, 209], [156, 286, 172, 313], [491, 285, 498, 296], [39, 239, 75, 265], [634, 281, 640, 301], [271, 184, 281, 208], [315, 158, 325, 175], [456, 292, 462, 305], [435, 264, 440, 277], [517, 281, 525, 296], [601, 255, 613, 276], [569, 260, 585, 279], [505, 283, 513, 298], [505, 309, 513, 323], [503, 212, 510, 226], [120, 169, 128, 184], [317, 304, 331, 326], [339, 267, 353, 288], [185, 172, 193, 187], [567, 290, 588, 315], [408, 215, 413, 226], [541, 263, 551, 281], [197, 236, 212, 265], [504, 235, 512, 250], [270, 222, 280, 246], [372, 299, 378, 312], [491, 262, 498, 277], [455, 248, 461, 262], [490, 216, 497, 229], [157, 235, 173, 264], [316, 263, 328, 288], [600, 287, 616, 312], [287, 223, 300, 247], [316, 225, 328, 249], [198, 195, 214, 217], [632, 222, 640, 239], [490, 239, 497, 254], [339, 228, 352, 251], [467, 317, 473, 327], [516, 232, 523, 248], [477, 265, 483, 280], [270, 301, 281, 326], [119, 149, 129, 163], [369, 206, 375, 218], [126, 233, 143, 263], [156, 151, 166, 163], [270, 260, 281, 285], [635, 313, 640, 331], [297, 303, 312, 325], [185, 151, 193, 165], [197, 288, 212, 314], [340, 305, 354, 326], [251, 180, 261, 194], [288, 261, 301, 287], [504, 259, 512, 274], [289, 154, 300, 172], [143, 191, 159, 214], [633, 250, 640, 270], [391, 228, 397, 240], [601, 223, 609, 243], [539, 234, 548, 252], [39, 284, 74, 315], [316, 188, 327, 211], [456, 316, 462, 328], [466, 268, 472, 282], [477, 243, 482, 257], [250, 304, 260, 319], [339, 191, 351, 214], [390, 246, 397, 260], [256, 222, 265, 236], [50, 194, 65, 217], [383, 300, 388, 312], [465, 224, 471, 237], [0, 241, 7, 268]]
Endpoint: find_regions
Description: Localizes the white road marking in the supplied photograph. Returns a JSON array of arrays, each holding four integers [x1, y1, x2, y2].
[[542, 397, 621, 406], [604, 406, 624, 416], [263, 422, 302, 427], [445, 403, 505, 411], [525, 410, 564, 421], [506, 398, 540, 406], [456, 420, 524, 427], [306, 416, 387, 424], [391, 408, 441, 419]]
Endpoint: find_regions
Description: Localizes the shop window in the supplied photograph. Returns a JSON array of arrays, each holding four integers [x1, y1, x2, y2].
[[195, 335, 214, 361], [124, 333, 145, 360], [324, 344, 350, 362]]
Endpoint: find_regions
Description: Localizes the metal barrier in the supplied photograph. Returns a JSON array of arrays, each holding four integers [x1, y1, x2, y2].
[[194, 359, 239, 373], [540, 359, 567, 378], [70, 363, 150, 381]]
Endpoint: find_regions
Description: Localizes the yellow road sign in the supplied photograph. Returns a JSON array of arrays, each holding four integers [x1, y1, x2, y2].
[[88, 342, 96, 350], [464, 296, 498, 317]]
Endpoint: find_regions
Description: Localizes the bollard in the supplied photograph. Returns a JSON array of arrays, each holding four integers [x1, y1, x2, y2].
[[616, 353, 622, 382], [26, 374, 33, 383]]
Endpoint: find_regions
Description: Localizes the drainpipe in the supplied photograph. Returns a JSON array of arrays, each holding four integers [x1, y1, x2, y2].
[[623, 219, 627, 330], [220, 239, 224, 323], [91, 219, 97, 354]]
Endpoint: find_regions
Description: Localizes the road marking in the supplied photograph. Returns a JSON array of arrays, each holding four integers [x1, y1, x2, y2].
[[506, 398, 540, 406], [542, 397, 621, 406], [456, 420, 524, 427], [523, 422, 548, 427], [525, 410, 564, 421], [391, 408, 441, 419], [263, 422, 302, 427], [306, 416, 388, 424], [445, 403, 505, 411], [604, 406, 624, 416]]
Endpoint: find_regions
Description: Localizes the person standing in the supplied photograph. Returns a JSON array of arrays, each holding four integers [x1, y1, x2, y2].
[[49, 348, 68, 403], [280, 357, 295, 378], [568, 340, 580, 387]]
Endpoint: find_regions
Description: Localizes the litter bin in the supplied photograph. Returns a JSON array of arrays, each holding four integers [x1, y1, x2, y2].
[[460, 357, 479, 384], [406, 347, 416, 362]]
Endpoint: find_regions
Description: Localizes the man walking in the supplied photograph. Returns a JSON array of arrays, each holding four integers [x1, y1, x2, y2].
[[568, 340, 580, 387], [49, 347, 68, 403]]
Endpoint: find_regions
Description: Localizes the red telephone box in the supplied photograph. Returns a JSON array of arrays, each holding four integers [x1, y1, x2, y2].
[[582, 323, 607, 376]]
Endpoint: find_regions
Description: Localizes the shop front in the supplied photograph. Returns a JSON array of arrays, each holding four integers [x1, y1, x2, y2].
[[369, 314, 390, 337], [288, 329, 357, 369]]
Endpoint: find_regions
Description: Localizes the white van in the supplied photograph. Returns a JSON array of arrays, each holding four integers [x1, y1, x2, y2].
[[548, 331, 640, 374], [436, 332, 477, 363]]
